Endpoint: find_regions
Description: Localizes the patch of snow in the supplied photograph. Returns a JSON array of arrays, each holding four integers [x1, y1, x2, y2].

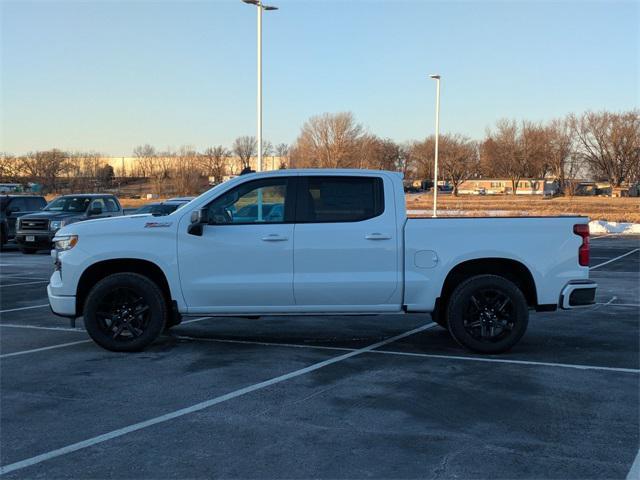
[[589, 220, 640, 235]]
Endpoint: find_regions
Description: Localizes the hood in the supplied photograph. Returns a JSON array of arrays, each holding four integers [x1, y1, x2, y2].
[[56, 213, 177, 237]]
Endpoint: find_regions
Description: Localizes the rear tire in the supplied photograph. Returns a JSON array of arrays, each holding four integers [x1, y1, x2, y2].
[[19, 247, 38, 254], [446, 274, 528, 354], [84, 273, 167, 352]]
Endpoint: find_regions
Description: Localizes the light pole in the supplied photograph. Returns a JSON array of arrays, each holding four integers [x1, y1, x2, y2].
[[241, 0, 278, 172], [429, 74, 441, 217]]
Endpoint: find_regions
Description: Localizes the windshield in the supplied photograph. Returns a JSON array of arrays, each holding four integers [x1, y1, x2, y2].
[[45, 196, 91, 213]]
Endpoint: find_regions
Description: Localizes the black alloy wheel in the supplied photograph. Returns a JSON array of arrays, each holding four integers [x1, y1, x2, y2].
[[84, 273, 167, 352], [446, 274, 529, 354]]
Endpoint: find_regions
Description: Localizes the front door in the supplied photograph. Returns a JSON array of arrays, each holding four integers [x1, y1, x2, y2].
[[178, 176, 296, 314]]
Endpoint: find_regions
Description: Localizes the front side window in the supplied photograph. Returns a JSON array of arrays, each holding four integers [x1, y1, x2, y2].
[[206, 178, 288, 225], [297, 176, 384, 223]]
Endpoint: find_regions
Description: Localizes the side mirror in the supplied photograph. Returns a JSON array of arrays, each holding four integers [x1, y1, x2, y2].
[[187, 208, 207, 237], [89, 206, 103, 216]]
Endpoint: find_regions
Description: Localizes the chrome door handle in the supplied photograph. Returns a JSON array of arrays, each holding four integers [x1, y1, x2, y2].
[[261, 234, 288, 242], [365, 233, 392, 240]]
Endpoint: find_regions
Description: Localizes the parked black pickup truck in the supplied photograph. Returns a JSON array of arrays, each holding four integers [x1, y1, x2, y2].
[[16, 194, 123, 253], [0, 195, 48, 250]]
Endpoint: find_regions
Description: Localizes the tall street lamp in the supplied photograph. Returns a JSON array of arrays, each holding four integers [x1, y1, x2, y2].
[[241, 0, 278, 172], [429, 74, 441, 217]]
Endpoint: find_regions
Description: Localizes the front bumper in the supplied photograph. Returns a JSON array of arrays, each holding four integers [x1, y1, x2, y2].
[[47, 283, 76, 317], [559, 281, 597, 309], [15, 231, 54, 249]]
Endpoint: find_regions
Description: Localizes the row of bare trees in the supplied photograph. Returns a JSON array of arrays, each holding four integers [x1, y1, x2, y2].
[[2, 109, 637, 196], [289, 109, 639, 195], [0, 150, 115, 192]]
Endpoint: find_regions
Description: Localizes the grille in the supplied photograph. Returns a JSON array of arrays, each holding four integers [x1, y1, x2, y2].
[[19, 218, 49, 231]]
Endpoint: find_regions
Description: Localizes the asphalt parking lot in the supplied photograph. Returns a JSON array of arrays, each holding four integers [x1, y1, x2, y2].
[[1, 235, 638, 479]]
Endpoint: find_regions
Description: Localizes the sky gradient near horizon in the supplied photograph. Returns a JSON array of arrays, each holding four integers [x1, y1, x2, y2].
[[1, 0, 638, 156]]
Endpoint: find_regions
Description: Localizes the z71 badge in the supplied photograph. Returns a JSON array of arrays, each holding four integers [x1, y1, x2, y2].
[[144, 222, 172, 228]]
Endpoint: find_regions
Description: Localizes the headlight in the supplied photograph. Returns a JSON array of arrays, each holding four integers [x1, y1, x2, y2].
[[53, 235, 78, 251], [50, 220, 66, 231]]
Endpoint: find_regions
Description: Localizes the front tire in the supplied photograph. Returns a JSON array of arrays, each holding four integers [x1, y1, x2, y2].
[[84, 273, 167, 352], [446, 274, 528, 354]]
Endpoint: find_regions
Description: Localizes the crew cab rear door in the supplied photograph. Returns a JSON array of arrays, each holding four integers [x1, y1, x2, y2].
[[293, 174, 400, 310]]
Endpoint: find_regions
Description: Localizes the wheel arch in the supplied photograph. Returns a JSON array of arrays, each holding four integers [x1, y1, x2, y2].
[[438, 257, 538, 311], [76, 258, 172, 317]]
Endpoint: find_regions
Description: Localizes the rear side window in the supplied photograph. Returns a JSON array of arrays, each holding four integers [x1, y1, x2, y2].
[[8, 198, 27, 212], [104, 198, 120, 212], [297, 176, 384, 223]]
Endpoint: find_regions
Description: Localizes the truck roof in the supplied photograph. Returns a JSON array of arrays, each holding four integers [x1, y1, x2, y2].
[[242, 168, 403, 178]]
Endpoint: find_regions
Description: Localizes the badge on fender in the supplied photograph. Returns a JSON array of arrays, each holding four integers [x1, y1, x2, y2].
[[144, 222, 172, 228]]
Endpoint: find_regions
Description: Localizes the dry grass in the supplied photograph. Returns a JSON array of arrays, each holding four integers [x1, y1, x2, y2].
[[407, 194, 640, 223]]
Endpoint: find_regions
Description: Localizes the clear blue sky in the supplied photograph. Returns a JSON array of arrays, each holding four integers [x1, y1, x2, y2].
[[1, 0, 638, 156]]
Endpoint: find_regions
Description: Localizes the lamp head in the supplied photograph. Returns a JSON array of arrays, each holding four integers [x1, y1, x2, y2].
[[429, 74, 441, 79]]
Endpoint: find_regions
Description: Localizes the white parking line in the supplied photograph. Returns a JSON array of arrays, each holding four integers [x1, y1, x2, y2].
[[177, 335, 639, 374], [0, 324, 85, 333], [0, 280, 49, 288], [595, 302, 640, 308], [0, 322, 436, 476], [0, 275, 49, 280], [0, 304, 49, 314], [591, 248, 640, 270], [627, 449, 640, 480], [370, 349, 639, 374], [180, 317, 212, 325], [0, 340, 91, 359]]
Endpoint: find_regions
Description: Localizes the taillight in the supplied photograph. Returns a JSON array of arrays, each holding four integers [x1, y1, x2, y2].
[[573, 224, 590, 267]]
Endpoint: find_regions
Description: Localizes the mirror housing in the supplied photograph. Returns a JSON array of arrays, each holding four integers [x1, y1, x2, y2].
[[187, 208, 207, 236]]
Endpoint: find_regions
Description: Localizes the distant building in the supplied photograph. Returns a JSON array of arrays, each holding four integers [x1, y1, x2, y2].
[[457, 179, 560, 196], [102, 156, 284, 177]]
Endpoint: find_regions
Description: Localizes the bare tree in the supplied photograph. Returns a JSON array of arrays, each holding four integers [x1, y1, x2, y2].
[[357, 136, 402, 171], [570, 110, 640, 186], [275, 143, 289, 169], [200, 146, 229, 183], [0, 153, 20, 180], [482, 120, 527, 194], [233, 136, 257, 170], [171, 146, 202, 195], [407, 138, 435, 180], [20, 149, 69, 192], [546, 118, 581, 194], [132, 144, 157, 178], [397, 143, 416, 180], [439, 135, 479, 196], [290, 112, 364, 168]]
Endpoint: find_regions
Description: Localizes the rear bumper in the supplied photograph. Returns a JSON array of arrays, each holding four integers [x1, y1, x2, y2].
[[559, 281, 597, 309], [47, 284, 76, 317]]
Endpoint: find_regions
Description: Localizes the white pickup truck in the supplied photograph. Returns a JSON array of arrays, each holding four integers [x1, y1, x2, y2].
[[48, 169, 596, 354]]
